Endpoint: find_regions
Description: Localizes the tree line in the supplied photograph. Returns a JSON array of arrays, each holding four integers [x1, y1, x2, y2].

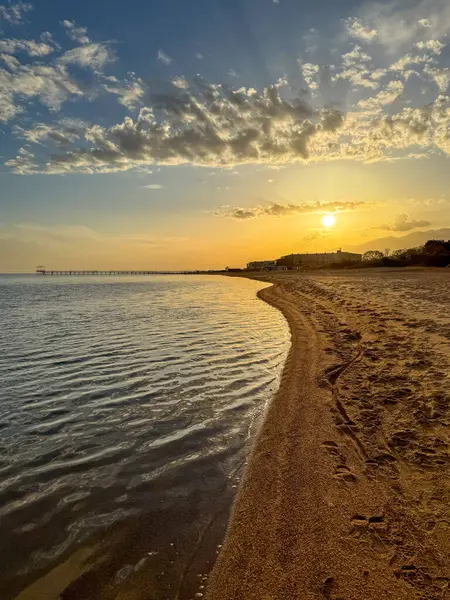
[[361, 240, 450, 268]]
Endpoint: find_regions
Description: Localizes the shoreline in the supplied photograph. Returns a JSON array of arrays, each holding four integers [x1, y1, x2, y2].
[[207, 270, 450, 600]]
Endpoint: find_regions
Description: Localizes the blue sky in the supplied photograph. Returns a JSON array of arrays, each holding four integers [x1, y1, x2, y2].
[[1, 0, 450, 270]]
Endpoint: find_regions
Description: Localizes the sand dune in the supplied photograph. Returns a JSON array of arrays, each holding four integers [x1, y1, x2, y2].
[[207, 269, 450, 600]]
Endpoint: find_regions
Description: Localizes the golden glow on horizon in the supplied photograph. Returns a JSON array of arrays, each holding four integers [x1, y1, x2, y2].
[[321, 214, 336, 228]]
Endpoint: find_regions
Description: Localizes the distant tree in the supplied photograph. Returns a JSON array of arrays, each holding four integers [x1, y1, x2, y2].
[[423, 240, 450, 266], [424, 240, 448, 253], [390, 249, 406, 259], [362, 250, 384, 261]]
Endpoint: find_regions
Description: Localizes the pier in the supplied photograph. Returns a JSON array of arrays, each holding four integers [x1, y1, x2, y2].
[[36, 267, 202, 276]]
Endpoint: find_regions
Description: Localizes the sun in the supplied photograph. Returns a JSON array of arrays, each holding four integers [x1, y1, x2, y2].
[[321, 214, 336, 228]]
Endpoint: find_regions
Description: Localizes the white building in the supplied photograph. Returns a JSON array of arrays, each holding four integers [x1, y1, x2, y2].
[[246, 260, 277, 271]]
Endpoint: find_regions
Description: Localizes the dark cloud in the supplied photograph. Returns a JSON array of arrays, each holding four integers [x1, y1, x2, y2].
[[7, 79, 349, 173], [217, 200, 370, 220]]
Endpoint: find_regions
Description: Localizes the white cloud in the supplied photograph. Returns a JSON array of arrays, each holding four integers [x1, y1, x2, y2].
[[61, 20, 90, 44], [415, 39, 445, 54], [59, 43, 115, 71], [300, 62, 319, 90], [195, 53, 203, 60], [342, 45, 372, 67], [158, 49, 173, 65], [390, 53, 431, 72], [4, 147, 38, 173], [0, 16, 118, 122], [357, 79, 404, 111], [0, 62, 82, 121], [172, 76, 188, 89], [423, 65, 450, 92], [345, 17, 378, 42], [1, 52, 20, 70], [143, 184, 163, 189], [0, 1, 32, 24], [16, 118, 87, 144], [333, 45, 379, 89], [0, 38, 55, 56], [353, 0, 450, 53], [103, 77, 145, 109]]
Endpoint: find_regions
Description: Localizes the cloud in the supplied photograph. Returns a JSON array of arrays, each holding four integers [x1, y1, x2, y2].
[[0, 61, 82, 121], [0, 1, 32, 24], [143, 184, 163, 189], [1, 52, 20, 69], [389, 53, 431, 72], [415, 39, 445, 54], [333, 45, 379, 89], [158, 49, 173, 65], [345, 17, 378, 42], [4, 146, 38, 173], [4, 4, 450, 174], [103, 77, 145, 109], [303, 229, 333, 241], [59, 43, 115, 71], [172, 76, 188, 89], [379, 213, 431, 232], [217, 200, 370, 220], [422, 65, 449, 92], [0, 38, 55, 56], [6, 59, 450, 173], [300, 62, 319, 90], [61, 20, 90, 44], [357, 79, 404, 111], [351, 0, 450, 53], [0, 12, 120, 123], [7, 62, 450, 174], [16, 118, 88, 144], [9, 82, 349, 173], [219, 208, 256, 220]]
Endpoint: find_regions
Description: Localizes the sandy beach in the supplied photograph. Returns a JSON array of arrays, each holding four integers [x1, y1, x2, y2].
[[207, 269, 450, 600]]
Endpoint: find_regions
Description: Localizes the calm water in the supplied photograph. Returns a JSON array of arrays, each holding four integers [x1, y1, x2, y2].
[[0, 275, 289, 599]]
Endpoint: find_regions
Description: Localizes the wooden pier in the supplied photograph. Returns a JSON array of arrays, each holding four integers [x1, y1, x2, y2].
[[36, 267, 201, 276]]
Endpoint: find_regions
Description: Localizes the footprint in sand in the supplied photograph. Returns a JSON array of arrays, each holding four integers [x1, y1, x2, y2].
[[334, 464, 357, 482]]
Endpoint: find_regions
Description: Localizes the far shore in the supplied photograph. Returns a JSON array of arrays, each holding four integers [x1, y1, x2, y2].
[[207, 268, 450, 600]]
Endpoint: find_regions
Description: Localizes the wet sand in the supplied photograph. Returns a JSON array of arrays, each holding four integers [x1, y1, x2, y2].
[[208, 269, 450, 600]]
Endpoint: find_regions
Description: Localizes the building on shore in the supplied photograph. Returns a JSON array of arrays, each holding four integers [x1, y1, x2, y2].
[[277, 249, 362, 268], [246, 260, 288, 271]]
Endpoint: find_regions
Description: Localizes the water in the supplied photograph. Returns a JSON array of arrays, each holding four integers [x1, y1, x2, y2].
[[0, 274, 289, 599]]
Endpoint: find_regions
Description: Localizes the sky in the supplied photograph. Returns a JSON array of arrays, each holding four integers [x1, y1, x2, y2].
[[1, 0, 450, 271]]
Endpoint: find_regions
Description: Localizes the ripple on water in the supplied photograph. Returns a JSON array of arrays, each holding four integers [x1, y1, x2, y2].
[[0, 275, 289, 598]]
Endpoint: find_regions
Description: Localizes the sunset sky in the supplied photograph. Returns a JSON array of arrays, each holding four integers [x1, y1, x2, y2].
[[1, 0, 450, 271]]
